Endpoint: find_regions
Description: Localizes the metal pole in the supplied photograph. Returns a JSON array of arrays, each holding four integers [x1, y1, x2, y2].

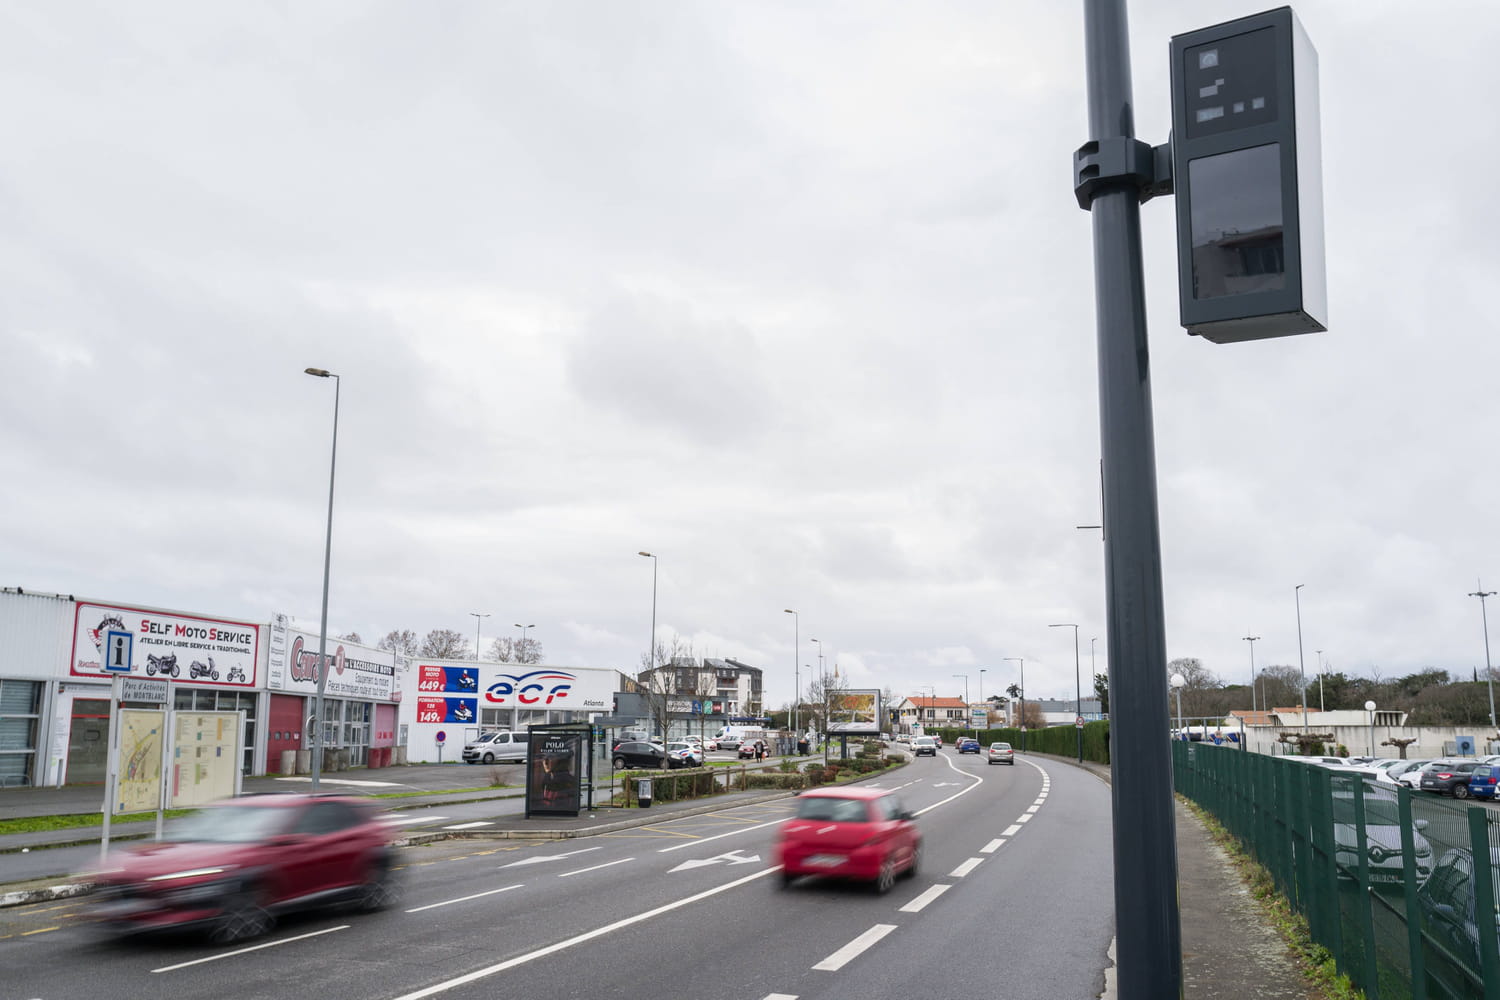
[[953, 674, 969, 736], [1050, 624, 1083, 761], [470, 612, 489, 661], [979, 669, 986, 732], [1470, 584, 1497, 730], [1078, 2, 1182, 994], [1004, 657, 1025, 752], [305, 369, 340, 794], [784, 610, 799, 734], [1295, 584, 1308, 733], [1316, 649, 1324, 712], [1243, 635, 1260, 713]]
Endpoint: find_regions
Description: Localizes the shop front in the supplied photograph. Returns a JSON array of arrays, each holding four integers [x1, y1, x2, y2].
[[265, 618, 398, 771]]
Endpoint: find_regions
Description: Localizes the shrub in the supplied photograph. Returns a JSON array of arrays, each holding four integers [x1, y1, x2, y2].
[[745, 772, 806, 790], [803, 766, 827, 785]]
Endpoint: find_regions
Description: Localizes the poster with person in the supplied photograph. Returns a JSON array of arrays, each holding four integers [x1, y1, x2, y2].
[[525, 729, 584, 817]]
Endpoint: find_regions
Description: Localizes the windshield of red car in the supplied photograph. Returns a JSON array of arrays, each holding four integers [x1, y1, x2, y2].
[[167, 804, 297, 843]]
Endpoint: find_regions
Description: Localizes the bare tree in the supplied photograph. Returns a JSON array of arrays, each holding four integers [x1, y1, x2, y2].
[[1167, 657, 1221, 719], [637, 635, 697, 769], [337, 631, 363, 644], [377, 629, 420, 657], [420, 628, 470, 659], [514, 637, 544, 665], [805, 669, 850, 761], [487, 637, 516, 663]]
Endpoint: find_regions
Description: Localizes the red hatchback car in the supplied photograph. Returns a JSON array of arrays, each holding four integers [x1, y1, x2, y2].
[[773, 786, 921, 893], [86, 793, 397, 943]]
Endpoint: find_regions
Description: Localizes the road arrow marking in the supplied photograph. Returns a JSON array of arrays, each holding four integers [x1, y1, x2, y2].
[[669, 849, 762, 873], [500, 846, 604, 868]]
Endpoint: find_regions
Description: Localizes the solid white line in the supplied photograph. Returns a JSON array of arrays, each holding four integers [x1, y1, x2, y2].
[[405, 883, 523, 913], [763, 994, 798, 1000], [383, 815, 449, 825], [913, 754, 983, 817], [899, 884, 951, 913], [812, 924, 898, 971], [152, 925, 348, 972], [559, 858, 634, 878], [443, 821, 494, 830], [949, 857, 984, 878], [1002, 824, 1022, 837], [391, 866, 779, 999], [658, 818, 785, 852], [980, 838, 1006, 854]]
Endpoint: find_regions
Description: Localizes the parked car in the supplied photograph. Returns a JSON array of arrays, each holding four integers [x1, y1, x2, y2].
[[931, 735, 944, 749], [956, 738, 980, 754], [462, 730, 529, 765], [1467, 764, 1500, 800], [1417, 847, 1500, 996], [1420, 760, 1483, 798], [85, 793, 396, 943], [773, 786, 921, 893], [738, 740, 767, 760], [1379, 759, 1430, 788], [1329, 785, 1434, 884], [702, 737, 720, 751], [666, 740, 704, 766], [912, 737, 937, 757], [987, 742, 1015, 765], [611, 741, 691, 769]]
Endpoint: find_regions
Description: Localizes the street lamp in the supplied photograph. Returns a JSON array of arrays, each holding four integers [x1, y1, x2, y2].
[[1050, 623, 1083, 762], [1470, 583, 1497, 730], [1004, 657, 1026, 752], [1295, 584, 1308, 733], [1364, 700, 1377, 758], [1242, 635, 1261, 713], [784, 609, 799, 733], [469, 612, 490, 661], [513, 623, 534, 664], [638, 553, 657, 675], [953, 674, 970, 736], [1170, 673, 1185, 737], [809, 637, 824, 677], [979, 668, 987, 731], [1315, 649, 1324, 712], [304, 368, 341, 793]]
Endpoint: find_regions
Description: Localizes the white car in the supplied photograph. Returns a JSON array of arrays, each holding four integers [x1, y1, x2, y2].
[[1378, 759, 1430, 788], [666, 741, 704, 766]]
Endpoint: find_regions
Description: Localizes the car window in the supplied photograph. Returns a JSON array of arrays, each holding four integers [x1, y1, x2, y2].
[[796, 797, 871, 823], [872, 796, 904, 821], [291, 801, 362, 835]]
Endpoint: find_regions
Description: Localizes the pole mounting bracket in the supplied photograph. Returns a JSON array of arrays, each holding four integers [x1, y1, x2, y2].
[[1073, 136, 1172, 209]]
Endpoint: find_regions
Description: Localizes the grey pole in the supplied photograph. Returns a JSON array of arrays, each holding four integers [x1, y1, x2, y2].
[[1364, 700, 1376, 757], [1004, 657, 1025, 752], [1470, 584, 1497, 730], [638, 552, 657, 672], [952, 674, 969, 736], [1242, 635, 1261, 713], [784, 609, 799, 733], [513, 623, 534, 663], [1050, 623, 1083, 761], [304, 367, 340, 794], [1296, 584, 1308, 733], [1076, 1, 1182, 994], [470, 612, 489, 661], [979, 668, 987, 731], [1315, 649, 1324, 712]]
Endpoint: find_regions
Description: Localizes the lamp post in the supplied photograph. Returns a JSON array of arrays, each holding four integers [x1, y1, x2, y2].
[[1242, 635, 1261, 713], [1364, 700, 1377, 758], [638, 553, 657, 676], [784, 609, 799, 733], [979, 668, 987, 731], [1470, 583, 1497, 730], [469, 613, 490, 661], [953, 674, 970, 736], [1090, 637, 1099, 713], [1050, 623, 1083, 762], [1315, 649, 1324, 712], [1295, 584, 1309, 733], [513, 623, 534, 664], [809, 637, 824, 677], [304, 367, 340, 793], [1004, 657, 1026, 752], [1171, 673, 1185, 737]]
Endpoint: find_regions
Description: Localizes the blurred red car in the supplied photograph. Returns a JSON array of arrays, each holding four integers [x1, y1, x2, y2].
[[774, 786, 921, 893], [85, 793, 397, 943]]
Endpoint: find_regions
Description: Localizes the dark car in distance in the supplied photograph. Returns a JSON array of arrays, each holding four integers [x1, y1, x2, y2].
[[956, 738, 980, 754], [1417, 847, 1500, 996], [85, 793, 396, 944], [611, 741, 691, 769], [1419, 760, 1482, 798]]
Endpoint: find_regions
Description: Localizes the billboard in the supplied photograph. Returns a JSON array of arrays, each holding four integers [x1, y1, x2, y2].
[[525, 728, 586, 817], [72, 602, 259, 687], [828, 689, 882, 734], [268, 628, 397, 701]]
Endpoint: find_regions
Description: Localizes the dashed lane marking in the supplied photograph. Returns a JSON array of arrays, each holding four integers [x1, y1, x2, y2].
[[812, 924, 898, 972], [898, 884, 951, 913]]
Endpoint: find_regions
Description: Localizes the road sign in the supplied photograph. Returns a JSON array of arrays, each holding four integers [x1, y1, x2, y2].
[[103, 630, 134, 673], [1075, 716, 1086, 729], [434, 730, 447, 744], [122, 677, 168, 704]]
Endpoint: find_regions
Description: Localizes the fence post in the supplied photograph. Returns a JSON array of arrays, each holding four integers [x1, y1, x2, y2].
[[1466, 806, 1500, 1000], [1396, 785, 1426, 1000], [1351, 780, 1380, 998]]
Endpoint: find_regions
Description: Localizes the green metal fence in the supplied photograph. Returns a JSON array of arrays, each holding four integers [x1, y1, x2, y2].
[[1174, 743, 1500, 999]]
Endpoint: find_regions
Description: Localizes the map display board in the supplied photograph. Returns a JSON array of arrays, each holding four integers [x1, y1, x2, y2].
[[117, 709, 166, 814], [828, 689, 882, 734], [171, 711, 241, 807]]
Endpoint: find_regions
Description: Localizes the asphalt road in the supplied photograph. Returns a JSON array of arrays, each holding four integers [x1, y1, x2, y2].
[[2, 750, 1115, 1000]]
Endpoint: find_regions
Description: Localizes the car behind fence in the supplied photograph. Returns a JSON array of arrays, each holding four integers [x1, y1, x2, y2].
[[1175, 742, 1500, 1000]]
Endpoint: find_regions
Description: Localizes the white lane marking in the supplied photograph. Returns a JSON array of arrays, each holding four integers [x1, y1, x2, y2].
[[913, 754, 983, 817], [669, 849, 761, 872], [899, 884, 951, 913], [405, 883, 523, 913], [383, 814, 449, 826], [391, 867, 779, 999], [980, 838, 1006, 853], [949, 857, 984, 878], [500, 846, 603, 868], [1026, 805, 1040, 813], [443, 821, 494, 830], [1016, 813, 1033, 823], [274, 776, 403, 787], [763, 995, 798, 1000], [559, 858, 634, 878], [152, 926, 347, 972], [1002, 824, 1022, 837], [658, 818, 785, 852], [812, 923, 898, 972]]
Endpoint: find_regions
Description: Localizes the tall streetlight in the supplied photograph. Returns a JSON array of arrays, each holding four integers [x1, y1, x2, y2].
[[809, 638, 824, 677], [304, 367, 340, 793], [1242, 635, 1261, 713], [979, 668, 987, 730], [1170, 673, 1185, 736], [1364, 700, 1377, 757], [638, 553, 657, 674], [783, 609, 799, 733], [953, 674, 970, 736], [1050, 623, 1083, 762], [1295, 584, 1308, 733], [1090, 637, 1099, 712], [1315, 649, 1324, 712], [513, 623, 534, 664], [1470, 583, 1497, 730], [1004, 657, 1026, 752], [469, 613, 490, 661]]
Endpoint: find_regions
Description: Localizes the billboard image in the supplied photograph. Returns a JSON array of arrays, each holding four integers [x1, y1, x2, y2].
[[828, 689, 882, 734], [525, 730, 585, 817], [72, 602, 259, 687]]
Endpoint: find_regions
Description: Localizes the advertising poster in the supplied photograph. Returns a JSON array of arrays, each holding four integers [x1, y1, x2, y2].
[[828, 689, 882, 734], [271, 630, 397, 701], [416, 696, 477, 724], [117, 709, 166, 814], [417, 664, 479, 695], [72, 602, 259, 687], [525, 730, 584, 817]]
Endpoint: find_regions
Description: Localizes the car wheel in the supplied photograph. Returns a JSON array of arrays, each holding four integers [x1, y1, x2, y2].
[[779, 871, 796, 890], [354, 856, 399, 913], [210, 885, 273, 945], [482, 753, 495, 764], [612, 757, 626, 769], [902, 842, 921, 879], [875, 857, 896, 895], [1454, 784, 1470, 800]]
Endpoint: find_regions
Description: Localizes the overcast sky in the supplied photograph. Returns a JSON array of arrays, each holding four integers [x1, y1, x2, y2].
[[4, 1, 1496, 712]]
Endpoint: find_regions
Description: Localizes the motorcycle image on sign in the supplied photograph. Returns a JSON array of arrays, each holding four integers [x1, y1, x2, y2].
[[145, 653, 181, 678]]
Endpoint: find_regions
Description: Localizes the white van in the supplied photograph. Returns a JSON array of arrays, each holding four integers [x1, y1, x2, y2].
[[462, 731, 529, 764], [714, 725, 769, 751]]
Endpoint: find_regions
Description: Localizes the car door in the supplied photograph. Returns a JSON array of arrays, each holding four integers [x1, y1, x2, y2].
[[281, 800, 368, 899]]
